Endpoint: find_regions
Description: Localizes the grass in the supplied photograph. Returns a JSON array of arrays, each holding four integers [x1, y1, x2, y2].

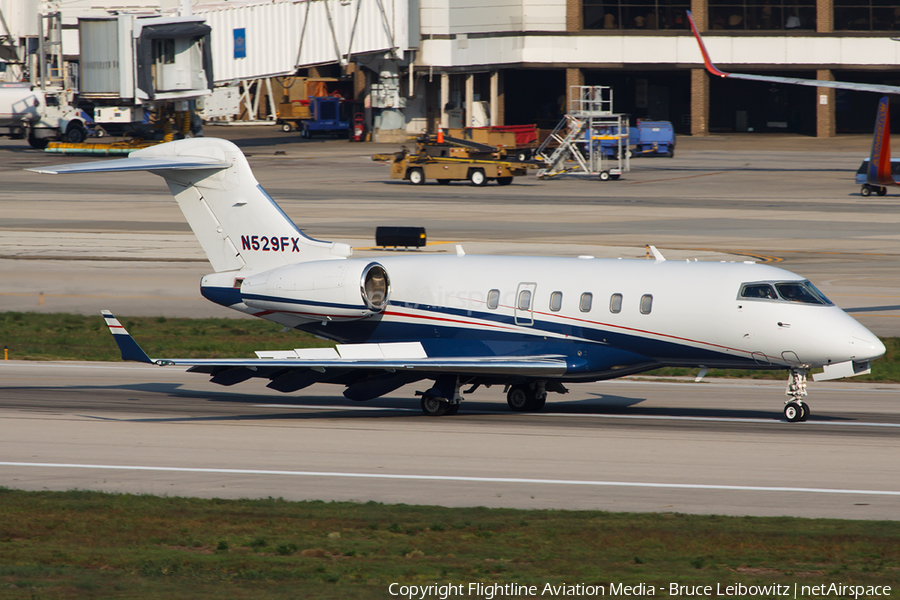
[[0, 312, 332, 362], [1, 311, 900, 382], [0, 489, 898, 599]]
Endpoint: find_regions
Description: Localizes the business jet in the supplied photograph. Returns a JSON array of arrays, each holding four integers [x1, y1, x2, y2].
[[31, 139, 884, 421], [687, 11, 900, 95]]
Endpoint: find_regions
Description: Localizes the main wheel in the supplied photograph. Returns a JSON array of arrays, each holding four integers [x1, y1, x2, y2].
[[28, 133, 49, 150], [445, 403, 460, 416], [436, 179, 451, 185], [599, 171, 611, 181], [65, 123, 87, 144], [408, 168, 425, 185], [861, 184, 873, 197], [421, 395, 449, 416], [610, 174, 621, 180], [507, 385, 536, 412], [496, 177, 513, 186], [469, 168, 487, 187], [877, 186, 888, 196], [532, 395, 546, 412], [281, 122, 292, 132], [784, 402, 803, 422], [799, 402, 810, 421]]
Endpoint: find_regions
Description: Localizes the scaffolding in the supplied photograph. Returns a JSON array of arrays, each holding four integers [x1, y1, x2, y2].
[[536, 86, 630, 181]]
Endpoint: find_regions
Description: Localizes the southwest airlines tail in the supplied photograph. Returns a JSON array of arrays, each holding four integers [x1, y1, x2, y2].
[[29, 138, 351, 273], [867, 97, 895, 187]]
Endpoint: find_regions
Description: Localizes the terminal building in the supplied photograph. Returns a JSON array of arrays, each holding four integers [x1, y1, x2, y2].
[[1, 0, 897, 139]]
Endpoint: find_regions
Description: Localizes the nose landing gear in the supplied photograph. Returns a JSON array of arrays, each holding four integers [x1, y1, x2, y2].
[[784, 368, 810, 422]]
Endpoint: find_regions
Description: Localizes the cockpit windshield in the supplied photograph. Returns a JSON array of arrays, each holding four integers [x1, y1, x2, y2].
[[739, 281, 832, 305]]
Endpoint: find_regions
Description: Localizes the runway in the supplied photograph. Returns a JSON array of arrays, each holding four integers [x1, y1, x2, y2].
[[1, 361, 898, 520], [2, 131, 900, 520]]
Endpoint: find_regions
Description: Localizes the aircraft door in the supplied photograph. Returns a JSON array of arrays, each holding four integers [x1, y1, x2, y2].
[[515, 282, 536, 326]]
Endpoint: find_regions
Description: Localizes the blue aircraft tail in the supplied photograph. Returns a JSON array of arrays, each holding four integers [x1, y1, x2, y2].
[[867, 96, 894, 186]]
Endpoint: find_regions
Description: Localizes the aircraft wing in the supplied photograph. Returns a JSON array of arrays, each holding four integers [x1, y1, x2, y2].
[[101, 311, 568, 377], [687, 11, 900, 95]]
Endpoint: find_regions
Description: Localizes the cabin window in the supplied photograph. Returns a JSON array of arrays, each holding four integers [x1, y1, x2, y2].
[[487, 289, 500, 310], [580, 292, 593, 312], [549, 291, 563, 312], [518, 289, 532, 311], [775, 282, 831, 305], [609, 293, 622, 313], [740, 283, 777, 300], [640, 294, 653, 314]]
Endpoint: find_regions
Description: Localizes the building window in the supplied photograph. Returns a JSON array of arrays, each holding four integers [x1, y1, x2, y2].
[[583, 1, 690, 31], [709, 1, 815, 31], [550, 291, 563, 312], [835, 3, 900, 31], [487, 289, 500, 310]]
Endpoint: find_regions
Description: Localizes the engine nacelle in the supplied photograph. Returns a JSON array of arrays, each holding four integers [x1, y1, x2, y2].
[[239, 260, 390, 322]]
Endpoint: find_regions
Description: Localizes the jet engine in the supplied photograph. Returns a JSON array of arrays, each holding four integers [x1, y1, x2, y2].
[[239, 260, 390, 322]]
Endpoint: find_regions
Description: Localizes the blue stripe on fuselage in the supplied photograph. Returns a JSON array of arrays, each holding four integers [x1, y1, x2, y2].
[[200, 286, 762, 370]]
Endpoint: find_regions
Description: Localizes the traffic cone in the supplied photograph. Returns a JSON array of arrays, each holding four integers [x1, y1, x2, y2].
[[436, 127, 444, 144]]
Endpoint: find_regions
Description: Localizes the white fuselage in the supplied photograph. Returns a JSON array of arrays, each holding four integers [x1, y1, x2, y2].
[[205, 254, 884, 379]]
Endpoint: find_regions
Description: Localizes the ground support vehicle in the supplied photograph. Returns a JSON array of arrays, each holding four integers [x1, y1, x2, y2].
[[300, 96, 352, 138], [372, 144, 530, 186], [856, 157, 900, 196], [593, 120, 675, 158], [536, 87, 634, 181], [447, 124, 550, 161], [277, 100, 311, 132], [632, 120, 675, 157]]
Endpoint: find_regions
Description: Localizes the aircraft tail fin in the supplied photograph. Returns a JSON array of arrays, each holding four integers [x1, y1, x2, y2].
[[31, 139, 351, 274], [867, 97, 894, 186]]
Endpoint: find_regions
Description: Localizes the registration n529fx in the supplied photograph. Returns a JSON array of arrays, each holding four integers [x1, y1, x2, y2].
[[31, 138, 884, 421]]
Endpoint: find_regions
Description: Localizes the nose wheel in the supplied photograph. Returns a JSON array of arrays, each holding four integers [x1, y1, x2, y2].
[[784, 368, 811, 422], [783, 401, 809, 422]]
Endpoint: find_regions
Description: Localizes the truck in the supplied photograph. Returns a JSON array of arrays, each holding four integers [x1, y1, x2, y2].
[[0, 84, 90, 148], [372, 135, 531, 186]]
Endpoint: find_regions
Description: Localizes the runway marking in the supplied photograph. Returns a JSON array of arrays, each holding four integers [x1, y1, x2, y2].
[[626, 172, 725, 185], [1, 462, 898, 497], [253, 403, 900, 427], [524, 412, 900, 428], [255, 404, 418, 412]]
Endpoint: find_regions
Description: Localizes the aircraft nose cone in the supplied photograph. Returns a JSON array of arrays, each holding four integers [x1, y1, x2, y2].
[[850, 333, 886, 362]]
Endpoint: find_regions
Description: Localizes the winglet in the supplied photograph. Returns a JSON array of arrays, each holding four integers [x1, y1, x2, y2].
[[101, 311, 153, 364], [686, 10, 728, 78], [867, 97, 893, 186]]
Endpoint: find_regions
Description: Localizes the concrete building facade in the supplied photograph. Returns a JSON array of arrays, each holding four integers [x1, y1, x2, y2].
[[411, 0, 900, 137]]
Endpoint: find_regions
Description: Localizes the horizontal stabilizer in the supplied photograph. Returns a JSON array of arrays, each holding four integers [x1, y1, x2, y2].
[[28, 156, 231, 175]]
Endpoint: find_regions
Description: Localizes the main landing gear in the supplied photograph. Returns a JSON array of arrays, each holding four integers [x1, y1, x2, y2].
[[783, 368, 810, 422], [417, 375, 462, 416], [506, 382, 547, 412], [416, 379, 564, 416]]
